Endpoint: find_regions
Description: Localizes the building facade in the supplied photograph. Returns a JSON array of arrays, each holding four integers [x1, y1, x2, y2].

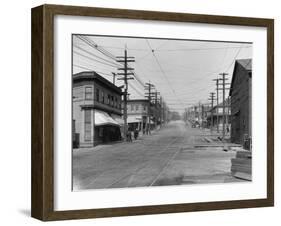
[[207, 98, 231, 133], [126, 99, 150, 133], [73, 71, 123, 147], [229, 59, 252, 148], [186, 104, 212, 128]]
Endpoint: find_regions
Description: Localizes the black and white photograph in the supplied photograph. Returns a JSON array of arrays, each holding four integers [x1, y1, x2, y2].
[[72, 34, 253, 191]]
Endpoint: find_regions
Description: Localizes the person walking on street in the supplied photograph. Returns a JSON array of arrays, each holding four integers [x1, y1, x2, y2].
[[127, 130, 132, 142], [134, 129, 139, 140]]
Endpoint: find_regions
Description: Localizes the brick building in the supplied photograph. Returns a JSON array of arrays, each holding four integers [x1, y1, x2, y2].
[[229, 59, 252, 147], [72, 71, 123, 147]]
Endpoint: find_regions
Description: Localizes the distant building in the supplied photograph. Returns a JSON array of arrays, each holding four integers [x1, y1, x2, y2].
[[125, 99, 165, 133], [229, 59, 252, 148], [72, 71, 123, 147], [187, 104, 212, 128], [126, 99, 150, 133], [207, 98, 231, 133]]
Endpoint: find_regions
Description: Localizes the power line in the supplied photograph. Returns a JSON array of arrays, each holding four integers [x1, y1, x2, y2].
[[128, 83, 144, 97], [224, 46, 243, 72], [73, 63, 143, 98], [75, 35, 146, 98], [74, 58, 116, 75], [136, 40, 168, 62], [156, 46, 251, 52], [73, 44, 120, 67], [73, 65, 113, 77], [146, 39, 184, 106], [73, 50, 118, 68], [78, 35, 146, 89], [100, 45, 251, 52]]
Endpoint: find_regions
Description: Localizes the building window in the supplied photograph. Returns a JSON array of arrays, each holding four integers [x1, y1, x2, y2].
[[115, 97, 117, 108], [101, 91, 104, 103], [136, 104, 139, 111], [95, 88, 100, 102], [84, 109, 91, 141], [107, 94, 110, 105], [111, 96, 114, 106], [131, 104, 134, 111], [143, 105, 146, 111], [85, 87, 92, 100]]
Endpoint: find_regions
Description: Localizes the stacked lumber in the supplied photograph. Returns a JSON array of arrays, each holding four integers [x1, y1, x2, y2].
[[231, 150, 252, 181]]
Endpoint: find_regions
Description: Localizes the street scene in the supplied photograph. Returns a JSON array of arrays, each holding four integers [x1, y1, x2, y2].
[[72, 35, 253, 190]]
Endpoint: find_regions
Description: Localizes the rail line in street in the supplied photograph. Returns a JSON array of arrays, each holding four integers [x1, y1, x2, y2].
[[149, 130, 186, 186]]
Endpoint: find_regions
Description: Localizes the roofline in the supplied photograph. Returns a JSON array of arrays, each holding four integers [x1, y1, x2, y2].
[[73, 71, 122, 94], [229, 59, 252, 96]]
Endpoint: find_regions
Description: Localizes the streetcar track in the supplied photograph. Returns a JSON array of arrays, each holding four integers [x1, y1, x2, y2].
[[107, 136, 183, 188], [149, 133, 185, 186], [74, 122, 189, 190]]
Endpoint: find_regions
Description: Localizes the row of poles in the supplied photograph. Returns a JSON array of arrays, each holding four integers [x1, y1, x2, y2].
[[116, 50, 230, 141], [115, 49, 167, 141], [208, 73, 230, 141]]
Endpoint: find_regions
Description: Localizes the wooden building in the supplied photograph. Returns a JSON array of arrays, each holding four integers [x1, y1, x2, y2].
[[72, 71, 123, 147], [126, 98, 164, 134], [207, 98, 231, 133], [229, 59, 252, 148], [126, 99, 150, 134]]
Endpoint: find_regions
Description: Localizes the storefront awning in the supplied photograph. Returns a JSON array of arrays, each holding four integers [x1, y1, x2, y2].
[[111, 115, 124, 125], [95, 110, 121, 127], [127, 115, 142, 123]]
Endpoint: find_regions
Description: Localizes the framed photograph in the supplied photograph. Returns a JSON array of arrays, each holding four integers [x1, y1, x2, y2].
[[31, 4, 274, 221]]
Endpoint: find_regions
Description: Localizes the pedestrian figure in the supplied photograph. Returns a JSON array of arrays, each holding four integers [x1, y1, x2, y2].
[[134, 129, 139, 140], [127, 130, 132, 142], [226, 126, 230, 134]]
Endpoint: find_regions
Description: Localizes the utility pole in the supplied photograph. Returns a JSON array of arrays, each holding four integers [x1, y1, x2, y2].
[[162, 99, 166, 124], [151, 91, 160, 127], [201, 104, 204, 128], [213, 78, 221, 133], [160, 96, 163, 127], [219, 73, 229, 141], [144, 82, 155, 135], [208, 92, 215, 132], [116, 49, 135, 141], [198, 102, 202, 128]]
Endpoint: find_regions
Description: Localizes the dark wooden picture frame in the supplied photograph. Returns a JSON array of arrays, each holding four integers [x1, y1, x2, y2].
[[31, 4, 274, 221]]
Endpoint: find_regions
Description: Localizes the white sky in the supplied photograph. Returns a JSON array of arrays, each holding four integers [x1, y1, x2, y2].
[[72, 35, 252, 113]]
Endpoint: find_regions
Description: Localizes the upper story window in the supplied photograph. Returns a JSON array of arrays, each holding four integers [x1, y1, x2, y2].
[[131, 104, 134, 111], [101, 91, 104, 103], [143, 105, 146, 111], [115, 97, 117, 108], [107, 94, 110, 105], [85, 87, 93, 100], [95, 88, 100, 102], [135, 104, 139, 111]]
